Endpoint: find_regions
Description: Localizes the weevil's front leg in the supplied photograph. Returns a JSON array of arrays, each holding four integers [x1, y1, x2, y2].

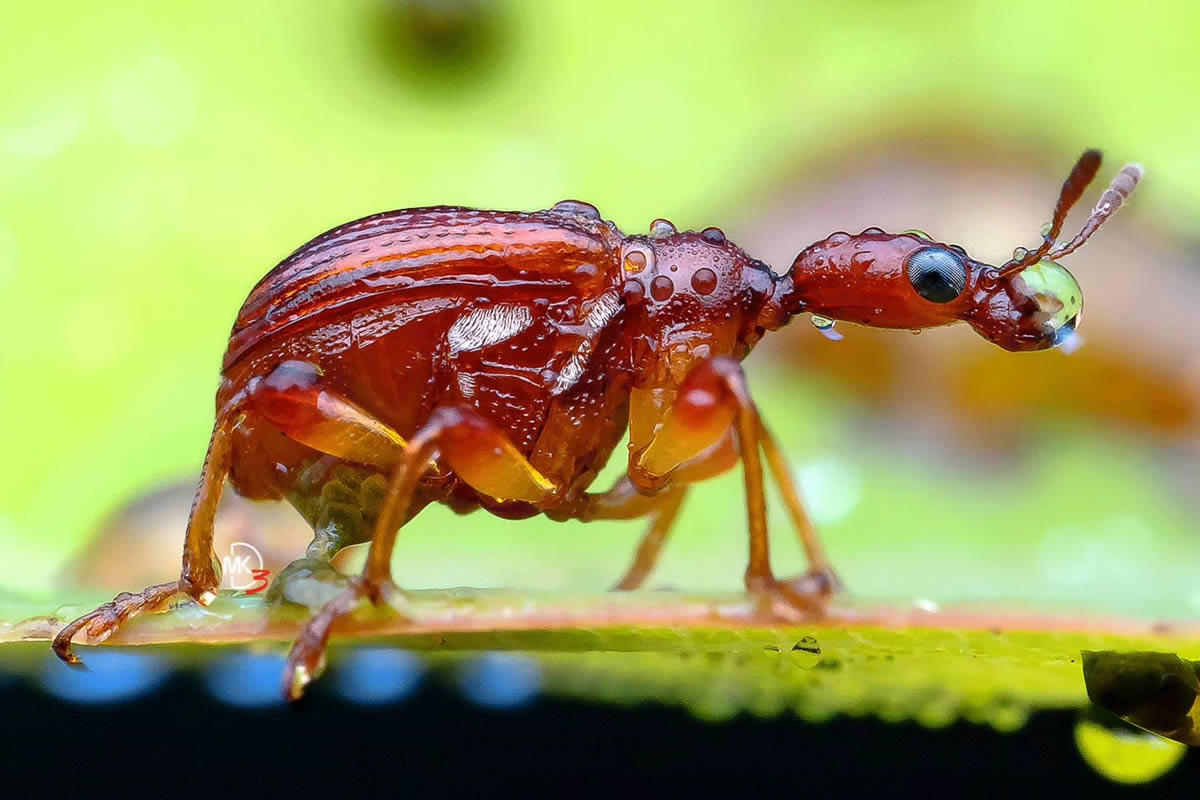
[[629, 356, 834, 619], [283, 404, 560, 700], [758, 422, 842, 594], [53, 404, 238, 663]]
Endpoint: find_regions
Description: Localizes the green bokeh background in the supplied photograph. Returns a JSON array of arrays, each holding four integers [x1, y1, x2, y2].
[[1, 0, 1198, 614]]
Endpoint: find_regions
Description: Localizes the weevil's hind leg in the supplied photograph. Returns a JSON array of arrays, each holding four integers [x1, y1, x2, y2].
[[283, 404, 561, 700], [54, 359, 416, 663], [631, 356, 832, 619], [53, 408, 237, 663]]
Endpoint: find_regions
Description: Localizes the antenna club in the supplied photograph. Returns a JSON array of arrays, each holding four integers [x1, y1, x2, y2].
[[1116, 163, 1145, 192]]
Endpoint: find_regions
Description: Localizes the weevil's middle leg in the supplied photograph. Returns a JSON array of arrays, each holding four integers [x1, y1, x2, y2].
[[283, 404, 561, 700], [565, 477, 688, 591], [611, 488, 685, 591]]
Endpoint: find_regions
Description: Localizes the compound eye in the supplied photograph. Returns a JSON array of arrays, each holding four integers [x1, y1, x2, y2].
[[906, 246, 966, 304]]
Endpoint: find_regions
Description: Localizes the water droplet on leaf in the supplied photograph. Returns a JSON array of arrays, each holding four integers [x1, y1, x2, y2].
[[788, 637, 821, 668]]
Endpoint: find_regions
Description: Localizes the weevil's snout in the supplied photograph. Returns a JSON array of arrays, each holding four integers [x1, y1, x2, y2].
[[965, 260, 1083, 352], [782, 231, 985, 331]]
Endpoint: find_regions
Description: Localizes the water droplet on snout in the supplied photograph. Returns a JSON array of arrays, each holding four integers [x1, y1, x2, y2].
[[1040, 222, 1053, 238], [810, 315, 843, 341], [1057, 330, 1086, 355], [1012, 246, 1029, 261]]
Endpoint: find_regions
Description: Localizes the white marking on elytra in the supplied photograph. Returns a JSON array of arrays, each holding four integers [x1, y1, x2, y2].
[[551, 351, 589, 396], [584, 291, 621, 329], [549, 291, 623, 396], [448, 304, 533, 355], [457, 371, 477, 397]]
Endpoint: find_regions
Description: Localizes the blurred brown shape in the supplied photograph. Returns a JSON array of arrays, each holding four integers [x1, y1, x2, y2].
[[1082, 650, 1200, 746], [739, 140, 1200, 456], [60, 482, 312, 591], [365, 0, 508, 89]]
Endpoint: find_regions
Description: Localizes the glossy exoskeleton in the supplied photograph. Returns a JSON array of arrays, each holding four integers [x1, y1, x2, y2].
[[55, 150, 1142, 699]]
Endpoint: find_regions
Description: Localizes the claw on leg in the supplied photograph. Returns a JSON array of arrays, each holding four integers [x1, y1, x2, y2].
[[282, 578, 401, 701], [781, 565, 843, 599], [746, 572, 832, 622], [52, 581, 183, 665]]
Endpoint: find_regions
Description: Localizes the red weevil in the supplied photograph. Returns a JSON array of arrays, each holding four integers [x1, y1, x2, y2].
[[54, 150, 1142, 699]]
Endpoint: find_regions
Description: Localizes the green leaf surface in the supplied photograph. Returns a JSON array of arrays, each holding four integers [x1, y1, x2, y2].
[[6, 589, 1200, 732]]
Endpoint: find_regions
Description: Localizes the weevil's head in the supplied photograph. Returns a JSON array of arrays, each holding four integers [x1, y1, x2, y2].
[[779, 230, 1083, 352], [962, 257, 1083, 351], [772, 151, 1141, 353]]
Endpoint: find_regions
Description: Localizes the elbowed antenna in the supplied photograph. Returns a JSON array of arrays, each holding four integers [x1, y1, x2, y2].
[[999, 150, 1144, 277], [1045, 162, 1144, 260]]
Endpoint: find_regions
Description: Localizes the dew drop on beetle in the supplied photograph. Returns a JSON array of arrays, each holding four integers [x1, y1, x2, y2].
[[810, 315, 843, 341]]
